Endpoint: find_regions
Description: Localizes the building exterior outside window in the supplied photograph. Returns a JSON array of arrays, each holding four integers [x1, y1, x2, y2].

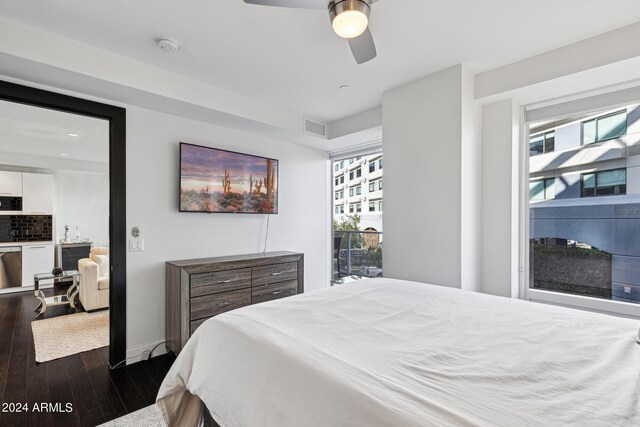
[[581, 169, 626, 197], [528, 104, 640, 305], [582, 110, 627, 145], [530, 131, 555, 156], [333, 153, 383, 232]]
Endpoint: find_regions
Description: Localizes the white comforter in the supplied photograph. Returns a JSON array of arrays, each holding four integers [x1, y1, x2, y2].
[[157, 278, 640, 426]]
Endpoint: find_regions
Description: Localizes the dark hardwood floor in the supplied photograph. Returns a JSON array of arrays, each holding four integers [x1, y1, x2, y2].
[[0, 289, 174, 427]]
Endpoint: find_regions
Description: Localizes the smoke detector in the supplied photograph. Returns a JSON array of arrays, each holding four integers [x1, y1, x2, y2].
[[157, 38, 180, 53]]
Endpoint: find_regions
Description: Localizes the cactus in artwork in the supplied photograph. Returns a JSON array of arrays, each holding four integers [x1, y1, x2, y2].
[[222, 169, 231, 195], [200, 185, 212, 212], [254, 178, 263, 195], [265, 160, 275, 200], [249, 174, 253, 194]]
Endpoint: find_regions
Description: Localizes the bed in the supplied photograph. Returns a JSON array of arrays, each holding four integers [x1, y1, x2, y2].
[[157, 278, 640, 426]]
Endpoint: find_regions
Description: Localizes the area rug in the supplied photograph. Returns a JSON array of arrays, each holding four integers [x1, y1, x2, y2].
[[31, 310, 109, 362], [98, 404, 166, 427]]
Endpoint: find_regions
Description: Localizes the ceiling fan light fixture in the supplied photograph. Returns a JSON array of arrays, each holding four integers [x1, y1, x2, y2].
[[330, 0, 370, 39]]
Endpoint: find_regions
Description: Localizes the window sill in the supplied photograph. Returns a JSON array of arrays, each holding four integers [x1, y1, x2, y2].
[[528, 288, 640, 319]]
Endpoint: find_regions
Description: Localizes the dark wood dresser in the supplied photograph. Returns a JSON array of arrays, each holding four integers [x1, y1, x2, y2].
[[165, 251, 304, 355]]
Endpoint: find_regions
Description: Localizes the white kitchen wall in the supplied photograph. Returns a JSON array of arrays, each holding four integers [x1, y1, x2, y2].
[[54, 171, 109, 246], [125, 106, 329, 359]]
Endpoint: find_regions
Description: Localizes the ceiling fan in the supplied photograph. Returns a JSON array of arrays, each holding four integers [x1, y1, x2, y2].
[[243, 0, 378, 64]]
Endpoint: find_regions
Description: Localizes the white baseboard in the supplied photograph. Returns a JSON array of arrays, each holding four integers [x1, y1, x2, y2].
[[126, 340, 168, 364]]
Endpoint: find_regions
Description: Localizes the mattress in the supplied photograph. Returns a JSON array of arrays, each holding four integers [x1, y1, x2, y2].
[[157, 278, 640, 426]]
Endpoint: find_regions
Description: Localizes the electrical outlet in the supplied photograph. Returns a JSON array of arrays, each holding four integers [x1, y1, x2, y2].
[[624, 285, 632, 294], [141, 350, 151, 361]]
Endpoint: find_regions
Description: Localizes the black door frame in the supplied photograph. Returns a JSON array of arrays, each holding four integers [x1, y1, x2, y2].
[[0, 80, 127, 368]]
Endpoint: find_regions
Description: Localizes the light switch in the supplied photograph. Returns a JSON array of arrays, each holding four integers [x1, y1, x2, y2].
[[129, 238, 144, 252]]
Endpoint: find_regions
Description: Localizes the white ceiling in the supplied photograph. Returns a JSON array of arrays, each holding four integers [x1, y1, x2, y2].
[[1, 0, 640, 123], [0, 100, 109, 164]]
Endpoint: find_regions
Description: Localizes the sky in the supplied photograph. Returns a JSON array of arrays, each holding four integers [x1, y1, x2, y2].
[[180, 143, 277, 193]]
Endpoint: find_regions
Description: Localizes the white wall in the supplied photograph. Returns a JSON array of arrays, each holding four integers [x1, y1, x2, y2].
[[460, 66, 482, 292], [480, 99, 517, 297], [383, 65, 466, 288], [54, 171, 109, 246], [125, 106, 329, 359]]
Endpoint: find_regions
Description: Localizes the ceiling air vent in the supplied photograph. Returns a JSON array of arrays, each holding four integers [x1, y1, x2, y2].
[[304, 118, 326, 138]]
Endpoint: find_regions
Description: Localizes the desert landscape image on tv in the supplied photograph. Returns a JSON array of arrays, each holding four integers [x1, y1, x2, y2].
[[180, 143, 278, 214]]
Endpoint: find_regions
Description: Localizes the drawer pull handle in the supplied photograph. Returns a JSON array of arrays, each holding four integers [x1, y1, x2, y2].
[[217, 301, 232, 307], [217, 279, 232, 284], [270, 272, 283, 276], [271, 290, 283, 295]]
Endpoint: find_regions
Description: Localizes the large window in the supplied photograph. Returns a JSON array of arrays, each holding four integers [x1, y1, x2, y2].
[[527, 103, 640, 311], [529, 131, 555, 156], [582, 169, 626, 197], [530, 178, 555, 201], [332, 154, 384, 284], [582, 110, 627, 144]]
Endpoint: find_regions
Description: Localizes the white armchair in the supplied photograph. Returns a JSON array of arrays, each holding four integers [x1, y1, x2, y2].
[[78, 246, 109, 311]]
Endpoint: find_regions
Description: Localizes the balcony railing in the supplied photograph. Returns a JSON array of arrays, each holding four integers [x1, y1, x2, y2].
[[332, 230, 383, 283]]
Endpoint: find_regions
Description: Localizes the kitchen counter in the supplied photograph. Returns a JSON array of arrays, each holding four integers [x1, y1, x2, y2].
[[0, 241, 54, 247]]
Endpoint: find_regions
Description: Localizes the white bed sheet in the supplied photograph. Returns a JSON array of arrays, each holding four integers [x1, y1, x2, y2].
[[157, 278, 640, 426]]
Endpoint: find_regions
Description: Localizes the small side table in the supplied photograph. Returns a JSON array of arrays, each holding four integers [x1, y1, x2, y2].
[[33, 270, 81, 318]]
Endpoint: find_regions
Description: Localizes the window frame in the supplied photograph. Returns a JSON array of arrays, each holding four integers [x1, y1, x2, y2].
[[581, 110, 627, 145], [522, 101, 640, 319], [580, 168, 626, 197], [529, 177, 555, 201], [529, 130, 555, 156]]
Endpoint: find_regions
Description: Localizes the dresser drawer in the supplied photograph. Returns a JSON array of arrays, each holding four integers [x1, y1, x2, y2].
[[252, 262, 298, 286], [190, 287, 251, 320], [252, 279, 298, 304], [191, 268, 252, 297]]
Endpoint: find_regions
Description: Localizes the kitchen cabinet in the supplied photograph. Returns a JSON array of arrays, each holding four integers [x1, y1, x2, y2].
[[22, 243, 54, 287], [22, 173, 53, 214], [0, 171, 23, 196]]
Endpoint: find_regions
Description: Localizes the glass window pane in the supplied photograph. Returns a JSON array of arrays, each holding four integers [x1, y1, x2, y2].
[[545, 178, 555, 199], [530, 181, 544, 200], [544, 132, 555, 153], [597, 112, 627, 141], [583, 173, 595, 189], [583, 120, 596, 144], [597, 169, 625, 187], [530, 135, 544, 156]]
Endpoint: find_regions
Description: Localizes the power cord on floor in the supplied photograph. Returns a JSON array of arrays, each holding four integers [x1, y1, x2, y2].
[[108, 341, 168, 369], [109, 359, 127, 370]]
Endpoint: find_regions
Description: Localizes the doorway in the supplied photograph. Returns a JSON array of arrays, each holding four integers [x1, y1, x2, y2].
[[0, 80, 126, 367]]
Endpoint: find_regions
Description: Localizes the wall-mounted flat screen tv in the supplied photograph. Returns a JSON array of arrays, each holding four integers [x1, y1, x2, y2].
[[180, 142, 278, 214]]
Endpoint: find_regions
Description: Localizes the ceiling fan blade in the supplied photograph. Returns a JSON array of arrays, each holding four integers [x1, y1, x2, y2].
[[243, 0, 327, 9], [348, 27, 377, 64]]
